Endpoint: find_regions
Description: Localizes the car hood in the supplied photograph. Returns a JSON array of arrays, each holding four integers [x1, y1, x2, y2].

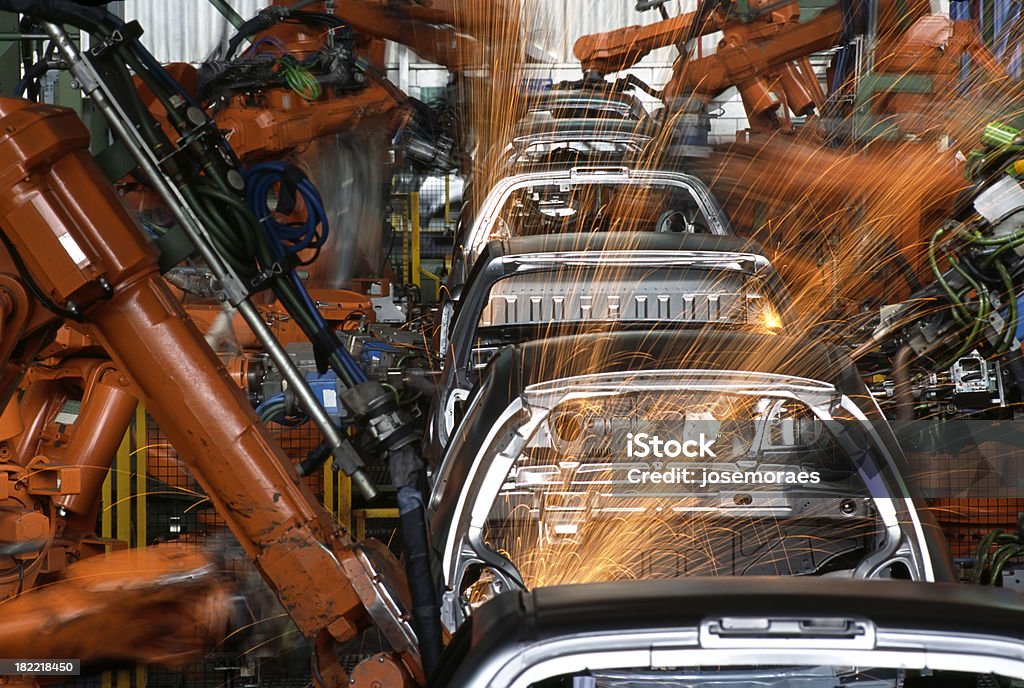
[[435, 577, 1024, 687]]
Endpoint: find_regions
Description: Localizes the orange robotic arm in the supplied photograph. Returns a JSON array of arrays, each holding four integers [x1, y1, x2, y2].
[[0, 97, 421, 686], [574, 9, 726, 76], [663, 4, 842, 126], [201, 0, 520, 161], [574, 0, 969, 133], [571, 0, 837, 129]]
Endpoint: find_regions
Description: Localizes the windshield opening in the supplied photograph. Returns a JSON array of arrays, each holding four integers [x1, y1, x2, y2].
[[491, 182, 713, 239], [473, 388, 885, 591]]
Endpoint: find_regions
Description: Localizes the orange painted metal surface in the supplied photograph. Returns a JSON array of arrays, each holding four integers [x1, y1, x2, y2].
[[572, 0, 996, 133], [215, 79, 407, 162], [146, 0, 519, 163], [182, 287, 372, 350], [0, 98, 420, 684], [0, 546, 230, 667]]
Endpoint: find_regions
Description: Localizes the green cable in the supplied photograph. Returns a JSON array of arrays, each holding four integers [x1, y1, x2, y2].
[[279, 59, 321, 101], [937, 298, 989, 370], [259, 404, 284, 422], [933, 255, 990, 368], [989, 542, 1024, 584], [929, 225, 972, 325], [382, 383, 401, 404], [996, 260, 1017, 351], [974, 528, 1005, 583]]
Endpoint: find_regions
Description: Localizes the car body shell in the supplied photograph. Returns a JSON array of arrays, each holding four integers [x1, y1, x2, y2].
[[449, 167, 732, 290], [428, 329, 955, 632], [426, 232, 790, 463]]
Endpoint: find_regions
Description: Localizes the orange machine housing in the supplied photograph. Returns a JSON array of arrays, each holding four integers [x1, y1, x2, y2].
[[0, 98, 420, 686]]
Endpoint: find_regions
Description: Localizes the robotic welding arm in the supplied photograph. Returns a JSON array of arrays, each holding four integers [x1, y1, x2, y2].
[[0, 0, 437, 683], [0, 87, 422, 688], [573, 4, 726, 78]]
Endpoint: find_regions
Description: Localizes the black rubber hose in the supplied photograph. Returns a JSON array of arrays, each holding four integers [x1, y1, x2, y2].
[[0, 0, 109, 33], [226, 9, 284, 60], [893, 344, 916, 421], [389, 442, 442, 678], [14, 57, 50, 97], [225, 7, 347, 60], [396, 485, 443, 677], [296, 442, 331, 477]]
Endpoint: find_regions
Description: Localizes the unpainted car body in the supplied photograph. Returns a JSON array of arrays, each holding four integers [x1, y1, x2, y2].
[[520, 87, 651, 124], [427, 232, 789, 462], [428, 329, 954, 632], [448, 166, 732, 289], [496, 119, 657, 171]]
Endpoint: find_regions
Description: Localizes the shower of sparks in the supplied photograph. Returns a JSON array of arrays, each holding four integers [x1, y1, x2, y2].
[[440, 1, 1024, 598], [4, 0, 1024, 678]]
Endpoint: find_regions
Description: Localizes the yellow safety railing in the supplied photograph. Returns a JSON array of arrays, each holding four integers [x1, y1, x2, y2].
[[101, 404, 147, 688]]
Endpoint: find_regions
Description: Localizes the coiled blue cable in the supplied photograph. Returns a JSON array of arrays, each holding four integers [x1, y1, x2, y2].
[[244, 161, 330, 255], [244, 163, 367, 384]]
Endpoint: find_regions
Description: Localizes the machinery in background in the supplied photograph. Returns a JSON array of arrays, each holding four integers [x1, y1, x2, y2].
[[221, 326, 432, 479], [853, 120, 1024, 421], [130, 0, 519, 167], [573, 0, 1006, 142]]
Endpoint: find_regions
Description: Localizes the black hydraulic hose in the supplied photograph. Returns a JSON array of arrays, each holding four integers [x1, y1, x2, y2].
[[0, 0, 108, 33], [893, 344, 916, 422], [390, 446, 442, 678], [288, 11, 346, 28], [225, 6, 348, 59], [397, 487, 443, 678], [296, 442, 331, 477], [14, 57, 50, 97], [226, 8, 287, 60], [18, 15, 39, 100]]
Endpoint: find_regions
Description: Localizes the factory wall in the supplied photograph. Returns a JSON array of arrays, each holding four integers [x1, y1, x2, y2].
[[123, 0, 270, 63]]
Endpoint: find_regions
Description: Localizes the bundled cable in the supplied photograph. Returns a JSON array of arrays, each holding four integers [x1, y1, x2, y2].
[[256, 393, 308, 427], [245, 162, 329, 260], [277, 56, 322, 101], [244, 162, 367, 386], [973, 527, 1024, 585]]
